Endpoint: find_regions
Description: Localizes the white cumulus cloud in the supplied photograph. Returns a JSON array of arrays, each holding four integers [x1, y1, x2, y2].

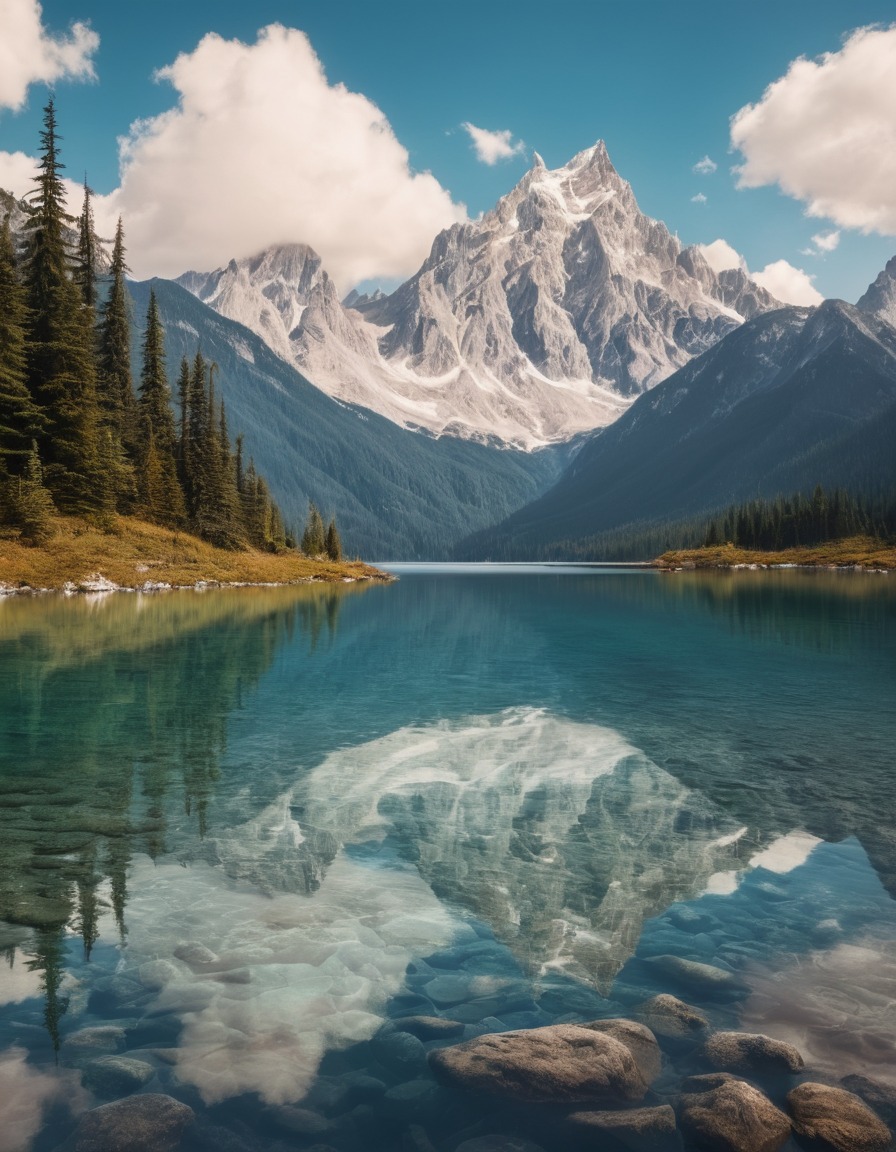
[[698, 238, 822, 306], [752, 259, 823, 306], [731, 25, 896, 234], [43, 25, 464, 289], [693, 155, 717, 175], [698, 238, 745, 273], [0, 0, 98, 111], [691, 192, 708, 204], [461, 122, 526, 166]]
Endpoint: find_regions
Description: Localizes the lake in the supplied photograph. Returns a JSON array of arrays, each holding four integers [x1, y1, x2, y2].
[[1, 566, 894, 1151]]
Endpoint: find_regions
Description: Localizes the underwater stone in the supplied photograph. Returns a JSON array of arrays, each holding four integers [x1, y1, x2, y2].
[[64, 1093, 194, 1152], [787, 1082, 892, 1152], [679, 1074, 790, 1152], [81, 1055, 155, 1097], [636, 994, 709, 1042], [567, 1104, 678, 1147], [582, 1018, 662, 1084], [704, 1031, 804, 1074], [429, 1024, 647, 1104]]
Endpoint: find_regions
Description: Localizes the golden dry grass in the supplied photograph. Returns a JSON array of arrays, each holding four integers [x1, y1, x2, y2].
[[0, 514, 391, 590], [655, 535, 896, 570]]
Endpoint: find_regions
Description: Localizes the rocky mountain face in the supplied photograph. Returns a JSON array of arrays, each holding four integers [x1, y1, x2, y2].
[[177, 144, 779, 449], [857, 254, 896, 328], [458, 295, 896, 558]]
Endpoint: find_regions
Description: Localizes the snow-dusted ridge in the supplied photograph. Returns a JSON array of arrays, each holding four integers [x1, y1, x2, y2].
[[177, 143, 780, 450]]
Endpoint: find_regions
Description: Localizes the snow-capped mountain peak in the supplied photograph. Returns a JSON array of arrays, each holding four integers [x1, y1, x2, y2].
[[176, 142, 780, 449]]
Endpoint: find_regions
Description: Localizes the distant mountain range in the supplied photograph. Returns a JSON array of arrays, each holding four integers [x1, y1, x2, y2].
[[456, 289, 896, 559], [176, 144, 778, 449]]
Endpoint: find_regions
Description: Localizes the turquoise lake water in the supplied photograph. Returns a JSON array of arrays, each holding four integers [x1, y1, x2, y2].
[[0, 567, 894, 1150]]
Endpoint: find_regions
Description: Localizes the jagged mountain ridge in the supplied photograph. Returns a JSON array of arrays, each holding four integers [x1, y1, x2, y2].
[[177, 143, 779, 449], [857, 254, 896, 328], [455, 294, 896, 558]]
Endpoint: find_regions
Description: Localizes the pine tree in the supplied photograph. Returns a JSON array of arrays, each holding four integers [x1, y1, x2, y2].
[[176, 356, 190, 487], [301, 501, 326, 556], [0, 216, 43, 471], [12, 441, 56, 544], [73, 178, 97, 309], [325, 517, 342, 561], [137, 290, 185, 525], [23, 99, 104, 512], [97, 217, 138, 457]]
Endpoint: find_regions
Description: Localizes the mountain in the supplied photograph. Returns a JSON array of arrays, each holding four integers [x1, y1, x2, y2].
[[456, 296, 896, 558], [857, 254, 896, 328], [177, 144, 778, 449], [127, 278, 567, 559]]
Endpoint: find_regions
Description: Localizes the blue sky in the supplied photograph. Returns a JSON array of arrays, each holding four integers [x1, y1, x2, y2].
[[1, 0, 894, 301]]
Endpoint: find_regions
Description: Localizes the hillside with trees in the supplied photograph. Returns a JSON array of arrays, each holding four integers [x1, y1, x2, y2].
[[0, 99, 342, 565]]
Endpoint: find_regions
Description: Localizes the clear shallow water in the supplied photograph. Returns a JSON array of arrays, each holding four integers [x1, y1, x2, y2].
[[0, 569, 894, 1151]]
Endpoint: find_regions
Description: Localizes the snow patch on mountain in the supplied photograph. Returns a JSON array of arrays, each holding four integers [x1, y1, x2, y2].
[[177, 143, 779, 449]]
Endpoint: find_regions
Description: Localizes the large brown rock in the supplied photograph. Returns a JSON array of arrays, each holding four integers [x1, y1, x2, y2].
[[704, 1031, 804, 1075], [67, 1094, 194, 1152], [679, 1073, 791, 1152], [428, 1024, 647, 1104], [582, 1019, 662, 1084], [787, 1082, 892, 1152]]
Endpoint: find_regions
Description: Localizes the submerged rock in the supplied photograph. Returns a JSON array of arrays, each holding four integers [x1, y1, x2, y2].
[[679, 1073, 790, 1152], [81, 1055, 155, 1096], [172, 941, 218, 967], [636, 994, 708, 1042], [63, 1026, 127, 1057], [389, 1015, 466, 1040], [64, 1093, 194, 1152], [787, 1082, 892, 1152], [567, 1105, 678, 1149], [582, 1019, 662, 1084], [704, 1031, 804, 1074], [643, 954, 744, 995], [428, 1023, 647, 1104], [840, 1075, 896, 1127]]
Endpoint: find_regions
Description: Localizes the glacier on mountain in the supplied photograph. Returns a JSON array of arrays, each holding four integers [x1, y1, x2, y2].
[[178, 143, 779, 449]]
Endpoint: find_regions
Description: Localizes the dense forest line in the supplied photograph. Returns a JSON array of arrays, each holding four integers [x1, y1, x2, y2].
[[0, 99, 341, 560], [463, 486, 896, 563], [702, 485, 896, 550]]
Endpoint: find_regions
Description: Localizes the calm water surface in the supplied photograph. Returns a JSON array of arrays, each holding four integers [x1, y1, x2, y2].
[[0, 567, 894, 1150]]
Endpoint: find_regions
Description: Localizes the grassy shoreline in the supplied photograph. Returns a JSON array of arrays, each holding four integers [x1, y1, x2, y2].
[[0, 515, 393, 593], [654, 535, 895, 571]]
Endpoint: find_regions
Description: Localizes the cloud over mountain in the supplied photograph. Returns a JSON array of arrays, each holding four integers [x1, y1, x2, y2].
[[104, 25, 465, 288], [731, 25, 896, 235]]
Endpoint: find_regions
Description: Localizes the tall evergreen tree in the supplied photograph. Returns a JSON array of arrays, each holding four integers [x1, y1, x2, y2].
[[97, 217, 138, 457], [325, 518, 342, 561], [138, 290, 185, 525], [301, 501, 326, 556], [23, 99, 104, 512], [73, 178, 97, 309], [0, 216, 43, 472]]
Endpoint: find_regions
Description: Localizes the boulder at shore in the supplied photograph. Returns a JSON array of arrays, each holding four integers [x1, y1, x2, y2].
[[428, 1024, 647, 1104]]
